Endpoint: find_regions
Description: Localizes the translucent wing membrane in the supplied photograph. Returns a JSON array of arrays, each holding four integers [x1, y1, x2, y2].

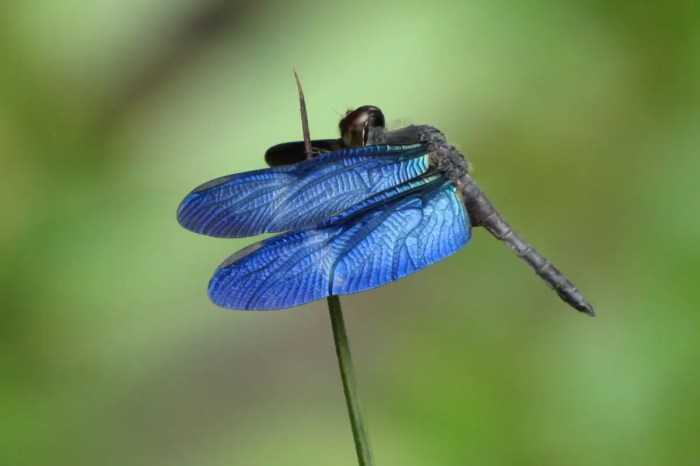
[[177, 144, 430, 238], [209, 175, 471, 310]]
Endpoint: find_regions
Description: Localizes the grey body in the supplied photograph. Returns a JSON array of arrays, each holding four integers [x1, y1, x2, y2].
[[367, 124, 595, 316]]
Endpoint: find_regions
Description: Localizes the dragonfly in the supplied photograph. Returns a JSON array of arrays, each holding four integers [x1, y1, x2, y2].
[[177, 106, 594, 316]]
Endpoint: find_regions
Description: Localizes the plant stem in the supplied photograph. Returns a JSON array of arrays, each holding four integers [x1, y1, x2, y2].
[[327, 295, 374, 466], [293, 71, 374, 466]]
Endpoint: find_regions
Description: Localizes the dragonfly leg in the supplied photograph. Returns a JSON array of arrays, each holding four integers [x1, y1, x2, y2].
[[458, 176, 595, 316]]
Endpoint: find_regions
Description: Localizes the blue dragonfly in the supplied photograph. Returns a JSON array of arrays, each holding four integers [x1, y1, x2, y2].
[[177, 106, 594, 315]]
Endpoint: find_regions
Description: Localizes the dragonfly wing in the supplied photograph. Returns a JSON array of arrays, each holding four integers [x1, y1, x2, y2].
[[209, 175, 471, 310], [177, 144, 430, 238], [264, 139, 343, 166]]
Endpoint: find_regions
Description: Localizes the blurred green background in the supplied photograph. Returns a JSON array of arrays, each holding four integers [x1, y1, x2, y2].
[[1, 0, 699, 465]]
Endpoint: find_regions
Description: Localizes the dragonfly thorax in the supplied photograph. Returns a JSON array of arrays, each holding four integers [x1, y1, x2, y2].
[[366, 123, 470, 182], [340, 107, 470, 181]]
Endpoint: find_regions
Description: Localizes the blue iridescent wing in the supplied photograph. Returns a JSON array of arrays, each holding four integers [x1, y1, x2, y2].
[[177, 144, 430, 238], [208, 175, 471, 310]]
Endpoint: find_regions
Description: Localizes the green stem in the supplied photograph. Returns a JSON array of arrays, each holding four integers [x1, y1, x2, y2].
[[292, 72, 373, 465], [327, 295, 374, 466]]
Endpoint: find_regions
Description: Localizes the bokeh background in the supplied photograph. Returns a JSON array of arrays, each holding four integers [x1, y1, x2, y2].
[[2, 1, 699, 465]]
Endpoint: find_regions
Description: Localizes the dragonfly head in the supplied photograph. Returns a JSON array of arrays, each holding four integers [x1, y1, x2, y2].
[[340, 106, 385, 148]]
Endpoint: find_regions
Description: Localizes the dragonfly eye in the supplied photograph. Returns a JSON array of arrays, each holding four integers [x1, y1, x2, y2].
[[340, 105, 385, 147]]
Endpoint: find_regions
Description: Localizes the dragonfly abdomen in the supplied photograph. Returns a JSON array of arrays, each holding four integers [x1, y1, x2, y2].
[[458, 174, 595, 316]]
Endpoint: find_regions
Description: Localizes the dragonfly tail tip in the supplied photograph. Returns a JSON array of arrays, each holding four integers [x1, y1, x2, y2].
[[578, 302, 596, 317]]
